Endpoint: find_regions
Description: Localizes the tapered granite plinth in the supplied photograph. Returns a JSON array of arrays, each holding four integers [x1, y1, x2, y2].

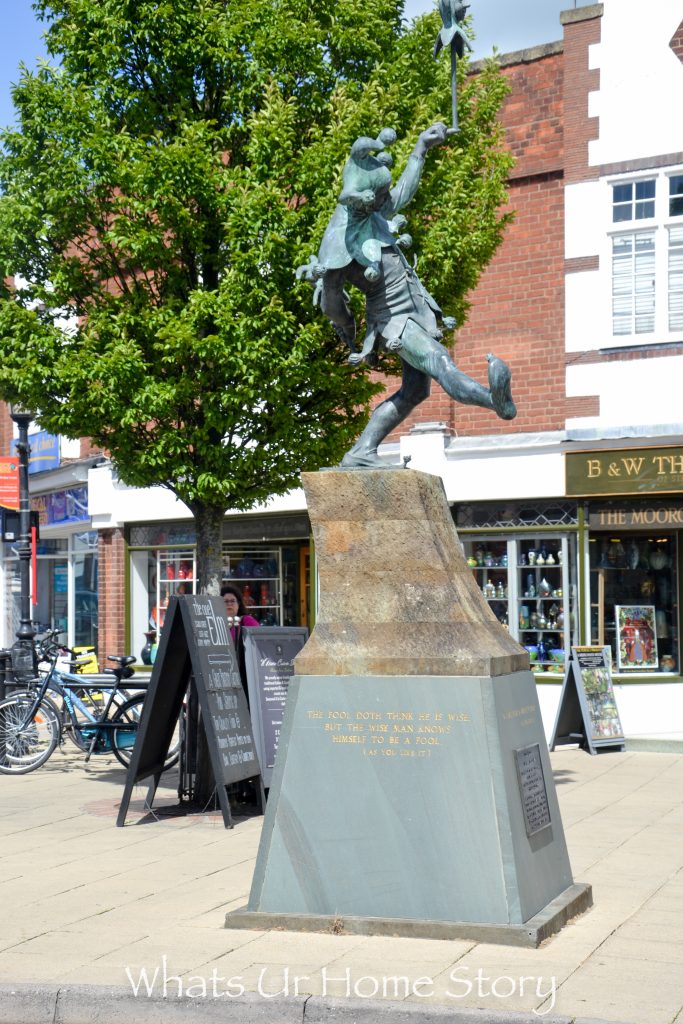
[[295, 469, 526, 679], [226, 470, 591, 945]]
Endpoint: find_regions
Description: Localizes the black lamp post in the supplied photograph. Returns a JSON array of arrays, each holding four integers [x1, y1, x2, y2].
[[9, 404, 36, 683]]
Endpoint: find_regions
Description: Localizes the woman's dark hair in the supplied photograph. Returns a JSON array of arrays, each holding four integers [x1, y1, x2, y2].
[[220, 583, 246, 617]]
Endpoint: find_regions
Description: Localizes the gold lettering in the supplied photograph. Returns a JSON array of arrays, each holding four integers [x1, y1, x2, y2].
[[587, 459, 602, 478], [652, 456, 668, 475], [608, 462, 621, 477], [503, 705, 535, 720], [631, 510, 645, 524], [621, 457, 644, 476]]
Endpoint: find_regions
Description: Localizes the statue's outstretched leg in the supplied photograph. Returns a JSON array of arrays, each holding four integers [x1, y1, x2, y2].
[[400, 319, 516, 421], [341, 361, 430, 469]]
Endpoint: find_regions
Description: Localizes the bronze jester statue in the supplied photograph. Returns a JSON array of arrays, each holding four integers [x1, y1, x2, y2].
[[296, 121, 516, 470]]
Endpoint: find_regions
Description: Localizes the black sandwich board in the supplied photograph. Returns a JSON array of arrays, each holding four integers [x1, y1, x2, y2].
[[550, 645, 625, 755], [116, 595, 261, 828], [242, 626, 308, 787]]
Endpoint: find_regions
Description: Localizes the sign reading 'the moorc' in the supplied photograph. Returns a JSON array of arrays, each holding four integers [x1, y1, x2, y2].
[[566, 446, 683, 497]]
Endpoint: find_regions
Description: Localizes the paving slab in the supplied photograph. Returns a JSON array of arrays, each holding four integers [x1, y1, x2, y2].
[[1, 749, 683, 1024]]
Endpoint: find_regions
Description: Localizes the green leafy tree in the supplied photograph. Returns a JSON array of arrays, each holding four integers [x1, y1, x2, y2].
[[0, 0, 513, 597]]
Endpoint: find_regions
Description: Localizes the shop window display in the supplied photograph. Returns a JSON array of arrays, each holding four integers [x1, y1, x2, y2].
[[589, 534, 679, 673], [222, 547, 281, 625], [464, 539, 510, 629], [2, 534, 98, 649], [516, 538, 568, 672], [129, 535, 307, 666], [221, 546, 302, 627], [462, 534, 574, 673]]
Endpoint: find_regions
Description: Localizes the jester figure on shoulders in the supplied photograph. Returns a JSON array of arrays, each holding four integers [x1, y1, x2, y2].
[[296, 121, 516, 470]]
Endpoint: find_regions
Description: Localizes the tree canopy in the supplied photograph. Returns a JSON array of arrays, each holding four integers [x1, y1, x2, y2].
[[0, 0, 513, 586]]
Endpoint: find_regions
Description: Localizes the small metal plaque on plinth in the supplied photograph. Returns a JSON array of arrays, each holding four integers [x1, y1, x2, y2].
[[514, 743, 551, 837]]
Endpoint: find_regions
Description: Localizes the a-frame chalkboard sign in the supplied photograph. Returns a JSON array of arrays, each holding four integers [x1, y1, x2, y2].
[[116, 595, 261, 828], [550, 646, 625, 755]]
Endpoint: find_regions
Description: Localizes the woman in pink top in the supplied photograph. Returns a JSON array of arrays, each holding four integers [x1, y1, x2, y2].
[[220, 584, 260, 639]]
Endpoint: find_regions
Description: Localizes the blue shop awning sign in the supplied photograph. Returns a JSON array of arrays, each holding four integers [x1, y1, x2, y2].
[[11, 431, 60, 474]]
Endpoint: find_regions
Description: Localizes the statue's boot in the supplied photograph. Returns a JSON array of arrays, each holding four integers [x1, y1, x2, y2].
[[487, 354, 517, 421], [340, 450, 395, 470]]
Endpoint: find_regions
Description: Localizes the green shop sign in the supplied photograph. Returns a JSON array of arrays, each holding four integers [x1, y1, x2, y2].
[[566, 446, 683, 497]]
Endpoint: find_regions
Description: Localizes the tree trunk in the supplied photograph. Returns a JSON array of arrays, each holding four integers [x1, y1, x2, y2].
[[191, 501, 227, 806], [193, 501, 226, 596]]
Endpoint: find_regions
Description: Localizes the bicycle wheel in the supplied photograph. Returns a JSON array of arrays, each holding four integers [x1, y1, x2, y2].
[[110, 694, 180, 771], [0, 694, 61, 774], [10, 690, 63, 731]]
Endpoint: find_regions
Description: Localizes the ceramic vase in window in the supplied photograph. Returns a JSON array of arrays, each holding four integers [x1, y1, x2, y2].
[[650, 548, 669, 571], [141, 630, 157, 666]]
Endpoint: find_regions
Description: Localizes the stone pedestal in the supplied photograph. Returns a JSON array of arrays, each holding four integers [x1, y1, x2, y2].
[[226, 470, 591, 946]]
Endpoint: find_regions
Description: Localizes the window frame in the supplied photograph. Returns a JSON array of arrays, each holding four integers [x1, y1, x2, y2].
[[606, 167, 683, 346]]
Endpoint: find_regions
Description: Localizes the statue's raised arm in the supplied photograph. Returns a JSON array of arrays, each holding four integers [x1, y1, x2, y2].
[[387, 122, 454, 215]]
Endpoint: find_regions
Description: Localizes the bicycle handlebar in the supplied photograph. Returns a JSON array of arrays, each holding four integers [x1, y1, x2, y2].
[[34, 631, 136, 677]]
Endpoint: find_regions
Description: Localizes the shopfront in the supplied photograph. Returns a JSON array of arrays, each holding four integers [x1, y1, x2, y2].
[[1, 489, 98, 650], [454, 498, 581, 677], [127, 513, 311, 664], [567, 445, 683, 681]]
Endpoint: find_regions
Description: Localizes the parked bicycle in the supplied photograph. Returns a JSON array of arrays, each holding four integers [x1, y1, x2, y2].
[[0, 632, 179, 775]]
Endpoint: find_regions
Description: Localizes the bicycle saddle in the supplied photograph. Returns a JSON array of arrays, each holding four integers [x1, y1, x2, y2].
[[107, 655, 137, 668]]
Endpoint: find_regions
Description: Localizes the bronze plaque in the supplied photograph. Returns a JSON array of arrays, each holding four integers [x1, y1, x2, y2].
[[514, 743, 551, 837]]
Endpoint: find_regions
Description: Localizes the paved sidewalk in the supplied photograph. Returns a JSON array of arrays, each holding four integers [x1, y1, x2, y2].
[[1, 746, 683, 1023]]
